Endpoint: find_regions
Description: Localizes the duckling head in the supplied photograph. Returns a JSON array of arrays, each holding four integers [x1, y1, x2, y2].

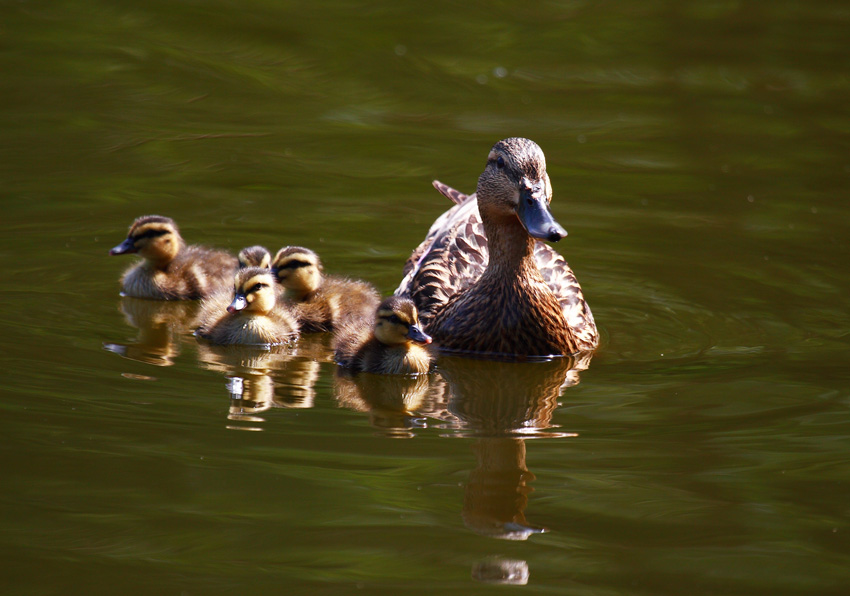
[[109, 215, 184, 267], [238, 245, 271, 269], [271, 246, 322, 300], [476, 138, 567, 243], [373, 296, 432, 346], [227, 268, 277, 315]]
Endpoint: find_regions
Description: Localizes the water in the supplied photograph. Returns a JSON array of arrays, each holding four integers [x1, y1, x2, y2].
[[2, 1, 849, 594]]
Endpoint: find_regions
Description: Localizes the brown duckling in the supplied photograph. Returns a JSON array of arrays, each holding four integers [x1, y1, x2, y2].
[[271, 246, 380, 332], [237, 245, 271, 269], [195, 267, 299, 346], [394, 138, 598, 358], [334, 296, 433, 374], [109, 215, 237, 300]]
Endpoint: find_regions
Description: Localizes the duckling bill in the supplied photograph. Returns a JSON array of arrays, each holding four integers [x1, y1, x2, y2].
[[110, 215, 237, 300], [334, 296, 433, 375]]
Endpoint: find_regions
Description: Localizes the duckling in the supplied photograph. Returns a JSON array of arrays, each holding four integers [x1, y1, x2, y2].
[[237, 245, 271, 269], [334, 296, 433, 374], [195, 267, 299, 346], [394, 137, 598, 358], [271, 246, 380, 332], [109, 215, 237, 300]]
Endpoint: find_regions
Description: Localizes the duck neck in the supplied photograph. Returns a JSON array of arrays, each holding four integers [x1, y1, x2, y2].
[[480, 211, 537, 278]]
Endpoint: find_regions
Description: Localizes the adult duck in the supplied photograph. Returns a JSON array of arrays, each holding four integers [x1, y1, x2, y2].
[[394, 137, 598, 359]]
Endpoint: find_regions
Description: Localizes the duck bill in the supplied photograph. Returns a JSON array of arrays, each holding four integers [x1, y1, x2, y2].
[[517, 188, 568, 242], [406, 324, 432, 345], [227, 294, 248, 313], [109, 237, 137, 255]]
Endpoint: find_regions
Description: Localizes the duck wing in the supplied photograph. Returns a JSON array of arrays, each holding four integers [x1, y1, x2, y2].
[[394, 181, 488, 324], [396, 181, 597, 347]]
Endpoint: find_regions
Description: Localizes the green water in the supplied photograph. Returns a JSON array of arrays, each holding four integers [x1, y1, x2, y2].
[[2, 1, 849, 594]]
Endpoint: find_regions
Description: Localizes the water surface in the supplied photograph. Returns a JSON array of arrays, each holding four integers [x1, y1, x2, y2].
[[2, 1, 849, 594]]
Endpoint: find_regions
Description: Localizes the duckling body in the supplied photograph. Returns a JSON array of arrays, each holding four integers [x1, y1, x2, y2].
[[334, 296, 433, 374], [110, 215, 237, 300], [395, 138, 598, 358], [272, 246, 380, 332], [195, 268, 299, 346]]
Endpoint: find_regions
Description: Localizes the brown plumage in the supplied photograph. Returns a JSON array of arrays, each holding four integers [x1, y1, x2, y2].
[[109, 215, 237, 300], [237, 245, 271, 269], [195, 267, 299, 346], [394, 137, 598, 359], [334, 296, 433, 374], [271, 246, 380, 332]]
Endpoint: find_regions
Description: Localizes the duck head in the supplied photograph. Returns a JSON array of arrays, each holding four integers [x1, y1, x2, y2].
[[476, 138, 567, 243], [373, 296, 432, 346], [227, 268, 277, 315], [109, 215, 184, 267], [271, 246, 322, 300], [238, 245, 271, 269]]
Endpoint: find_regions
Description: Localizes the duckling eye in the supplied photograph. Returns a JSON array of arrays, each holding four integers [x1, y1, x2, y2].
[[249, 283, 267, 293], [496, 156, 505, 169], [388, 314, 404, 325]]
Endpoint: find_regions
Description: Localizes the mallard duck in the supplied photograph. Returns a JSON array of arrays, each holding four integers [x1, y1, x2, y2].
[[109, 215, 237, 300], [195, 267, 299, 345], [237, 245, 271, 269], [334, 296, 433, 374], [271, 246, 380, 332], [394, 137, 598, 358]]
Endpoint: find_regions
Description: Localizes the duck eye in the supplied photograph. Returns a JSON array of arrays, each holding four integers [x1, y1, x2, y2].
[[388, 314, 403, 325], [496, 156, 505, 169]]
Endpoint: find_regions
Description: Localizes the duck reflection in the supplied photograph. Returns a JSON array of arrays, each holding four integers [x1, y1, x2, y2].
[[431, 355, 588, 542], [196, 334, 331, 429], [103, 297, 198, 366], [434, 354, 591, 583]]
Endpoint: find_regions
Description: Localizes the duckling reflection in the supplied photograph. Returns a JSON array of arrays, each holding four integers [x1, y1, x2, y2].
[[103, 297, 198, 366], [472, 557, 529, 585], [196, 336, 327, 428], [334, 371, 438, 438], [433, 355, 590, 541]]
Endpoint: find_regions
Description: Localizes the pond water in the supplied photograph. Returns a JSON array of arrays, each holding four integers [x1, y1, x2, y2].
[[2, 1, 849, 594]]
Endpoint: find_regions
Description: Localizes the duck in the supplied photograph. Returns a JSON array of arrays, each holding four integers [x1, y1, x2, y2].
[[271, 246, 380, 332], [334, 296, 433, 374], [194, 267, 299, 346], [109, 215, 237, 300], [237, 245, 271, 269], [394, 137, 598, 358]]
